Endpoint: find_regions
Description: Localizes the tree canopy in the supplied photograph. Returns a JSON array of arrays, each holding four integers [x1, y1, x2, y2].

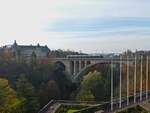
[[0, 78, 25, 113]]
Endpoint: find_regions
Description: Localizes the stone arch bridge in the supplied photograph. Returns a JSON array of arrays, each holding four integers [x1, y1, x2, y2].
[[51, 57, 134, 81], [41, 56, 150, 112]]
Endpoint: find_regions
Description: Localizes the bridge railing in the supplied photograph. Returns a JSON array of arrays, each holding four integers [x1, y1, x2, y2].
[[38, 100, 54, 113], [54, 57, 138, 61]]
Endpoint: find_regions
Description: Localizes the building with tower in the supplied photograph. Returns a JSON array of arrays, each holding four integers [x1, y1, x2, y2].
[[0, 40, 50, 61]]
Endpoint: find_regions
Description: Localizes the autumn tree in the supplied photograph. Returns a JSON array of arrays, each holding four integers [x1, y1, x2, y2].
[[0, 78, 24, 113]]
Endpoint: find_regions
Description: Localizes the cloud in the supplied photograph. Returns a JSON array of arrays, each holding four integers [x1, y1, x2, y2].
[[0, 0, 150, 53], [46, 35, 150, 53], [46, 18, 150, 32]]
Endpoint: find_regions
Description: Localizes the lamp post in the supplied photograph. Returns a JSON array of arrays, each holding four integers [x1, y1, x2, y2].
[[140, 56, 143, 102], [111, 59, 113, 111], [134, 56, 137, 103], [119, 56, 122, 108], [146, 56, 149, 99], [127, 56, 129, 105]]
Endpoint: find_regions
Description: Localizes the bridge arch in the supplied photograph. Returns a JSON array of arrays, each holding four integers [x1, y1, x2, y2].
[[52, 58, 131, 81], [73, 61, 121, 82], [54, 61, 66, 71]]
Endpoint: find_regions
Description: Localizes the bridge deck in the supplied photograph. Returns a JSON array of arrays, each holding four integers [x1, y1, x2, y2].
[[54, 58, 137, 61]]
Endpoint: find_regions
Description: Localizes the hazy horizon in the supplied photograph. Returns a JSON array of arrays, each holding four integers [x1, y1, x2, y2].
[[0, 0, 150, 53]]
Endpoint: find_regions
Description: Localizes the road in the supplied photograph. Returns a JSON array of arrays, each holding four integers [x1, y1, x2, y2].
[[96, 92, 150, 113], [39, 92, 150, 113]]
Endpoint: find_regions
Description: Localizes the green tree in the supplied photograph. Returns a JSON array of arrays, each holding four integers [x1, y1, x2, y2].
[[30, 51, 37, 66], [16, 74, 34, 97], [76, 71, 105, 101], [16, 74, 40, 113]]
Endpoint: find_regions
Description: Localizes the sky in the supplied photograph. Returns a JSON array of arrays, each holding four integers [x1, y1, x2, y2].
[[0, 0, 150, 53]]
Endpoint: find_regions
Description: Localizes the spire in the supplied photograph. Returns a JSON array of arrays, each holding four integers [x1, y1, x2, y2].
[[37, 43, 40, 47], [13, 40, 18, 46]]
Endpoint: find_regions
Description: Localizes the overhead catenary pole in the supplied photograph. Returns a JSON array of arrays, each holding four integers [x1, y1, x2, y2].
[[134, 56, 137, 104], [111, 59, 113, 111], [140, 56, 143, 101], [127, 56, 129, 105], [146, 56, 149, 99], [79, 61, 82, 72], [119, 56, 122, 108]]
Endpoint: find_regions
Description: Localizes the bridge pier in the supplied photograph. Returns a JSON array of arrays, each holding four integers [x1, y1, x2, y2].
[[70, 60, 92, 76], [70, 61, 74, 75], [76, 61, 79, 75], [81, 61, 85, 69], [73, 61, 76, 75], [79, 61, 82, 72], [73, 61, 82, 75], [84, 60, 87, 68]]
